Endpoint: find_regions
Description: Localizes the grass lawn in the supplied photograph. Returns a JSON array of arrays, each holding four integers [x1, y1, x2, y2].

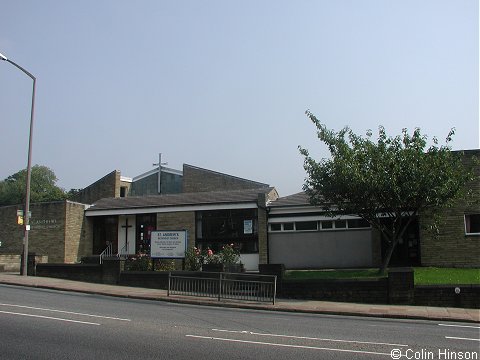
[[284, 268, 480, 285], [413, 267, 480, 285]]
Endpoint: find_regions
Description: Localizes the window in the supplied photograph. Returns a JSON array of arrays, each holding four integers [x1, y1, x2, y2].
[[335, 220, 347, 229], [295, 221, 318, 231], [283, 223, 294, 231], [268, 218, 370, 232], [347, 219, 370, 229], [270, 223, 281, 232], [196, 209, 258, 254], [321, 221, 333, 229], [465, 214, 480, 235]]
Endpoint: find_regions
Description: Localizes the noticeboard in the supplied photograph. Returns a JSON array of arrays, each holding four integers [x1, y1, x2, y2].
[[150, 230, 187, 259]]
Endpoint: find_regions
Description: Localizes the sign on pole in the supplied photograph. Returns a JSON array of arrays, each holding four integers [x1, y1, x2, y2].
[[17, 210, 24, 225], [150, 230, 187, 258]]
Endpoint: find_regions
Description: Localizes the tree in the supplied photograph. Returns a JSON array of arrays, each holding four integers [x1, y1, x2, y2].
[[0, 165, 66, 206], [66, 188, 83, 200], [299, 111, 476, 274]]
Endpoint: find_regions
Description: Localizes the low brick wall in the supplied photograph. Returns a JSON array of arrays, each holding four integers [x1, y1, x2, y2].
[[36, 263, 103, 283], [0, 255, 21, 272], [34, 264, 480, 309], [119, 271, 170, 289], [118, 271, 272, 289], [0, 254, 48, 273], [280, 278, 389, 304], [415, 285, 480, 308]]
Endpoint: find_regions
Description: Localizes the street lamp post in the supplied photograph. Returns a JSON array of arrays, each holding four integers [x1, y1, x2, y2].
[[0, 52, 36, 276]]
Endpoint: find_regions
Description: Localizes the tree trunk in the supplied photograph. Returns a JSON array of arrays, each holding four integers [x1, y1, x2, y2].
[[378, 237, 399, 275], [377, 215, 415, 275]]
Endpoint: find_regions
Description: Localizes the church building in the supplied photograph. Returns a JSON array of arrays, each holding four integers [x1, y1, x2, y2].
[[0, 150, 478, 272], [79, 163, 277, 271]]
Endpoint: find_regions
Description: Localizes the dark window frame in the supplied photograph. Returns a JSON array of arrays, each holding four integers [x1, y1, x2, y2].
[[465, 214, 480, 235], [196, 209, 259, 254]]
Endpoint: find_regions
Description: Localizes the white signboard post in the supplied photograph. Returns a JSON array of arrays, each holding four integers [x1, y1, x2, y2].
[[150, 230, 187, 258]]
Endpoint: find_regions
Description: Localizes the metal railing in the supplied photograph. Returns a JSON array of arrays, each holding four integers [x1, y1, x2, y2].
[[99, 243, 113, 264], [117, 244, 129, 258], [168, 272, 277, 305]]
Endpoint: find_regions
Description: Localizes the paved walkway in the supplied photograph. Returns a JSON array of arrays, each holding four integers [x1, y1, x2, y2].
[[0, 273, 478, 323]]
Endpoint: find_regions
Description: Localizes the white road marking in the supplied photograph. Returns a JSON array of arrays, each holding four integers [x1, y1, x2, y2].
[[445, 336, 480, 342], [186, 335, 391, 356], [0, 303, 131, 321], [438, 323, 480, 329], [0, 310, 100, 325], [211, 328, 409, 347]]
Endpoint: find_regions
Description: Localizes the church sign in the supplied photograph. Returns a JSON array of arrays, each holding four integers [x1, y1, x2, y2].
[[150, 230, 187, 258], [31, 219, 60, 230]]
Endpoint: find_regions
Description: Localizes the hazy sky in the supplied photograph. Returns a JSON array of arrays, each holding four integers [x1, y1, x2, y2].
[[1, 0, 478, 197]]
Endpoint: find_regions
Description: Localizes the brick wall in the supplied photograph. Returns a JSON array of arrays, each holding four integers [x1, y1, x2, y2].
[[34, 264, 478, 308], [84, 216, 94, 257], [420, 150, 480, 267], [415, 285, 480, 308], [0, 201, 87, 265], [119, 179, 132, 197], [29, 202, 66, 263], [0, 205, 23, 256], [119, 271, 170, 289], [281, 278, 389, 304], [0, 202, 67, 263], [258, 194, 268, 264], [182, 165, 269, 193], [72, 170, 120, 204], [0, 255, 22, 272], [157, 211, 195, 248], [36, 263, 103, 283], [64, 201, 90, 263]]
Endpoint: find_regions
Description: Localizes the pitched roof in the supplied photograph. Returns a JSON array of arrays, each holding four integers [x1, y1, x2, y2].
[[183, 164, 270, 188], [86, 187, 276, 213], [268, 192, 311, 207]]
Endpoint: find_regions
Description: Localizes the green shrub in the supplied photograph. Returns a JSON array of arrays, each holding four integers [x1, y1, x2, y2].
[[184, 244, 241, 271], [125, 254, 152, 271]]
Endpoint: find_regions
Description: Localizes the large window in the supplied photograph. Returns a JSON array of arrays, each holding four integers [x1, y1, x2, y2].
[[196, 209, 258, 253], [465, 214, 480, 235]]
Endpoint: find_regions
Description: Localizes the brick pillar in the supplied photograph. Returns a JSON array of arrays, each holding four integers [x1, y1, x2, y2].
[[102, 258, 124, 285], [388, 267, 414, 304], [257, 193, 268, 265]]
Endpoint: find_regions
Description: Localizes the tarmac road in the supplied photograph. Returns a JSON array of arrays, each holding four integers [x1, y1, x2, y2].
[[1, 283, 479, 360], [0, 273, 478, 323]]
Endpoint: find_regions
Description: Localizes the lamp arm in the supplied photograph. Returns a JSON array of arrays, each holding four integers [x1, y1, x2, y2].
[[5, 59, 36, 81]]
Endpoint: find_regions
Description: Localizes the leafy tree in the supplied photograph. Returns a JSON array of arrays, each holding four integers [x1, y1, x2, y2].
[[299, 111, 476, 274], [0, 165, 66, 206], [66, 188, 83, 200]]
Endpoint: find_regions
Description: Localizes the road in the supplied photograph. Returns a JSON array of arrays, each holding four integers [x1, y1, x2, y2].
[[0, 284, 479, 360]]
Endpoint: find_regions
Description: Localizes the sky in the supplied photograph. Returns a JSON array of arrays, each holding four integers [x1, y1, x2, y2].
[[0, 0, 478, 197]]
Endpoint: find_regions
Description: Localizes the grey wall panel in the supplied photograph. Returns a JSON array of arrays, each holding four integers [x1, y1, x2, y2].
[[269, 230, 373, 269]]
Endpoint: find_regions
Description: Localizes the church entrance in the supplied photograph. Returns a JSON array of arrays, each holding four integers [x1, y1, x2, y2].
[[135, 214, 156, 254], [118, 215, 136, 255], [117, 214, 157, 255]]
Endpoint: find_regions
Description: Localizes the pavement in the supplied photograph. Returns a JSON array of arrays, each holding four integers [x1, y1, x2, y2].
[[0, 272, 478, 324]]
